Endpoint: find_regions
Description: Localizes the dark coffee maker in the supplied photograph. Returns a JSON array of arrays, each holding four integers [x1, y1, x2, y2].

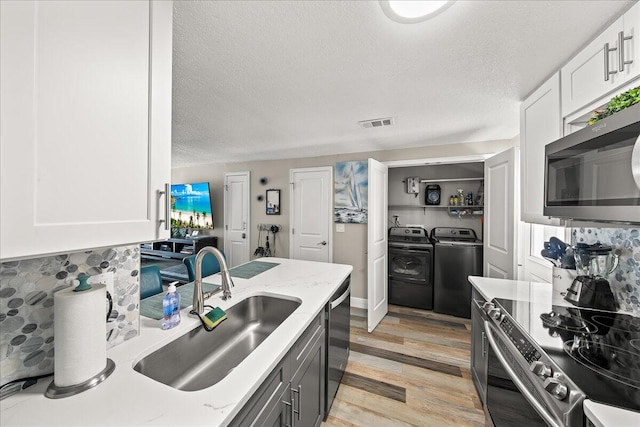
[[564, 243, 619, 311]]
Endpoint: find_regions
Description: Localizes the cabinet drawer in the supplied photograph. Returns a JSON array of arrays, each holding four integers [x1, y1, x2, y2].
[[229, 356, 291, 427], [290, 311, 325, 375]]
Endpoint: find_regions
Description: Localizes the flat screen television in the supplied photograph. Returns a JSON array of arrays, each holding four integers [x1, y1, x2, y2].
[[170, 182, 213, 229]]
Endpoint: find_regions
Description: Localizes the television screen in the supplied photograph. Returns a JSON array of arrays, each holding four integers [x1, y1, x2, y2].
[[170, 182, 213, 229]]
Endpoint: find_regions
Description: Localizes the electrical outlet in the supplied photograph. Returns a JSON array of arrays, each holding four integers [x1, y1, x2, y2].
[[87, 271, 114, 296], [336, 224, 345, 233]]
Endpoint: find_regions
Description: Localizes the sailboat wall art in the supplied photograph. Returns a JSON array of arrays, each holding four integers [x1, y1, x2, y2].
[[335, 161, 368, 224]]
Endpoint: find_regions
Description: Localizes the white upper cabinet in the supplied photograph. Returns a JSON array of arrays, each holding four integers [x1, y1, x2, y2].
[[520, 73, 562, 226], [561, 2, 639, 117], [0, 1, 172, 261]]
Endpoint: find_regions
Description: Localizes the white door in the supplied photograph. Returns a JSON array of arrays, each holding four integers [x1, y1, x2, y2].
[[290, 167, 332, 262], [367, 159, 388, 333], [224, 172, 250, 268], [484, 148, 519, 279]]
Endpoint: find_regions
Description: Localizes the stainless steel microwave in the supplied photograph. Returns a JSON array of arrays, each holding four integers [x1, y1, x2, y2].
[[544, 102, 640, 225]]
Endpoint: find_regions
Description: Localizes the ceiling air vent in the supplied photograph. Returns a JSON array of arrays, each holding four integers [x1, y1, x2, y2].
[[358, 117, 395, 129]]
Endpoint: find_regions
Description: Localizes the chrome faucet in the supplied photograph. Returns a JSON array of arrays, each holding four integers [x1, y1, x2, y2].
[[191, 246, 234, 316]]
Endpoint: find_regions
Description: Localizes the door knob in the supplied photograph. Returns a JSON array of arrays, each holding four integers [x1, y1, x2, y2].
[[318, 241, 327, 246]]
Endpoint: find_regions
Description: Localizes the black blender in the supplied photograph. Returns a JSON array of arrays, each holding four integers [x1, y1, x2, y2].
[[564, 243, 620, 311]]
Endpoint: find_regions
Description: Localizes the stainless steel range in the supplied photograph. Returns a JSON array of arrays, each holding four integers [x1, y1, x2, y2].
[[479, 296, 640, 426]]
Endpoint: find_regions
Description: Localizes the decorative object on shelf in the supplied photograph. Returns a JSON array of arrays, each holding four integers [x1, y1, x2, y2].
[[588, 86, 639, 125], [405, 177, 420, 195], [266, 189, 280, 215], [425, 184, 441, 205], [335, 161, 368, 224], [259, 177, 268, 185]]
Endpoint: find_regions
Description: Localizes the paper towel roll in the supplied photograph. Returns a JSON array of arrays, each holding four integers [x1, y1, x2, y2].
[[53, 284, 107, 387]]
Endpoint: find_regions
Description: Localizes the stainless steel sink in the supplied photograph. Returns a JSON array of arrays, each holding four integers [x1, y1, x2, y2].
[[133, 294, 301, 391]]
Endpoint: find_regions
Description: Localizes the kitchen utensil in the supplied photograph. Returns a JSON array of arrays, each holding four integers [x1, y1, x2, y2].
[[565, 243, 619, 310], [543, 256, 561, 267], [549, 236, 568, 255]]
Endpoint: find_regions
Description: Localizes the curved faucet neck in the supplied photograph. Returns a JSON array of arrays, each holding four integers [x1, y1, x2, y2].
[[192, 246, 233, 316]]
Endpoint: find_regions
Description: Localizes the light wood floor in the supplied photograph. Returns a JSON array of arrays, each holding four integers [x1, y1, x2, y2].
[[322, 305, 485, 427]]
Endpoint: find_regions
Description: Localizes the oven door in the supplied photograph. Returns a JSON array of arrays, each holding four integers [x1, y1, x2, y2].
[[388, 245, 431, 283], [484, 322, 565, 427]]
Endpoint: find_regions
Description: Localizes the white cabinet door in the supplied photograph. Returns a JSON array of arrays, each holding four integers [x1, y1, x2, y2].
[[561, 2, 640, 117], [520, 73, 562, 226], [0, 1, 172, 261]]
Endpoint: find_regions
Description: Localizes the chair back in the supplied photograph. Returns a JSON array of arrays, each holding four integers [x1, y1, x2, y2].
[[183, 250, 225, 282], [140, 265, 164, 299]]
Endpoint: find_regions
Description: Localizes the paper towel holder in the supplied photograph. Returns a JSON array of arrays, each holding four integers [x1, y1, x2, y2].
[[45, 358, 115, 399]]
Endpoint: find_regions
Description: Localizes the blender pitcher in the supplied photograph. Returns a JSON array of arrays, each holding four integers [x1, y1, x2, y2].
[[565, 243, 619, 310], [573, 243, 619, 278]]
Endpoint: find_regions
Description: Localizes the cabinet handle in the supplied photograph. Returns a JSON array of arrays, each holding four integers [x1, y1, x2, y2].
[[618, 31, 634, 72], [604, 42, 618, 81], [481, 331, 486, 356], [159, 183, 171, 230], [283, 399, 293, 427], [291, 385, 302, 420]]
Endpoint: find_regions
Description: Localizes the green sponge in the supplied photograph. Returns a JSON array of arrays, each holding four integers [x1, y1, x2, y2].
[[203, 307, 227, 329]]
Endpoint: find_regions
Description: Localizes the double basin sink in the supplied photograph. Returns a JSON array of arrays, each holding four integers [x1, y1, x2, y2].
[[134, 294, 301, 391]]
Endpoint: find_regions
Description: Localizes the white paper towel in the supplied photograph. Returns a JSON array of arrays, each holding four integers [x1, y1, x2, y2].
[[53, 284, 107, 387]]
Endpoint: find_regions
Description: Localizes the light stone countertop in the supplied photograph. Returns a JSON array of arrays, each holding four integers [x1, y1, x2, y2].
[[0, 258, 353, 427], [468, 275, 640, 427]]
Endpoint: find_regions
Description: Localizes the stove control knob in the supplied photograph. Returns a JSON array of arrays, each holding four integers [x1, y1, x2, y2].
[[482, 302, 495, 313], [530, 361, 552, 378], [488, 308, 502, 320], [543, 378, 568, 401]]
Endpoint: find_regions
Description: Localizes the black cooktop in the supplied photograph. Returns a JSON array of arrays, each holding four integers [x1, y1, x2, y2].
[[495, 298, 640, 412]]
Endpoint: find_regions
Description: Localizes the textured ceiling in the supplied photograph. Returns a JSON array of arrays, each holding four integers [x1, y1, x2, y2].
[[171, 0, 633, 167]]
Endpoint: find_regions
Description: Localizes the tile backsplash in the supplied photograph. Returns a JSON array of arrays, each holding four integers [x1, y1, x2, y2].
[[572, 227, 640, 315], [0, 246, 141, 385]]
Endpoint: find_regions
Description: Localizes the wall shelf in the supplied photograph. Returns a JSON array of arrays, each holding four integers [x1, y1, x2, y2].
[[420, 177, 484, 183], [389, 204, 484, 215]]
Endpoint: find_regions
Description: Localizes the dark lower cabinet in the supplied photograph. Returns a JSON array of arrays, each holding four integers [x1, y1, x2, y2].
[[230, 311, 326, 427], [259, 387, 291, 427], [291, 330, 325, 427]]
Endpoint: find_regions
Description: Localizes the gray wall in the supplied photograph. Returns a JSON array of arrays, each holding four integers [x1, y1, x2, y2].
[[172, 138, 516, 300]]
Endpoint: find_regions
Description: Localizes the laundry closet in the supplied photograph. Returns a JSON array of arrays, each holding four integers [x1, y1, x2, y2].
[[387, 162, 484, 318]]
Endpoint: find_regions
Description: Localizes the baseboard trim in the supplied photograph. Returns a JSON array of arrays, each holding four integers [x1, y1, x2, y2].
[[350, 297, 367, 309]]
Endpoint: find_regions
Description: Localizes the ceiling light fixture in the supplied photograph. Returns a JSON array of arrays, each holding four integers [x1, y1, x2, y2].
[[379, 1, 454, 23]]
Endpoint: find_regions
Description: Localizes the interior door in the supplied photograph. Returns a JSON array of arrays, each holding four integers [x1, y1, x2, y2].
[[367, 158, 388, 333], [224, 172, 250, 268], [289, 167, 332, 262], [484, 148, 519, 279]]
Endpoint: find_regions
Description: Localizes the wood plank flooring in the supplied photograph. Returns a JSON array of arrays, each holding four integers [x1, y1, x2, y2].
[[322, 305, 485, 427]]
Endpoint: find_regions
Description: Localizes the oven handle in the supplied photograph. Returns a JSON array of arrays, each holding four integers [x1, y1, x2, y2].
[[484, 321, 563, 427]]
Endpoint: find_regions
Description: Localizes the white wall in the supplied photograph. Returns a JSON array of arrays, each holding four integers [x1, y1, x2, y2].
[[172, 138, 516, 299]]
